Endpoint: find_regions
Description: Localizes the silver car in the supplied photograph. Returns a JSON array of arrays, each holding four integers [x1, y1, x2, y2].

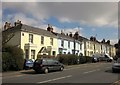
[[25, 59, 35, 70], [112, 58, 120, 73]]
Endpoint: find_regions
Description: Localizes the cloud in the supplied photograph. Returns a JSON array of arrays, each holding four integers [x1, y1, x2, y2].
[[58, 17, 71, 23], [3, 2, 118, 28], [2, 0, 119, 2], [2, 2, 118, 44], [110, 39, 118, 44]]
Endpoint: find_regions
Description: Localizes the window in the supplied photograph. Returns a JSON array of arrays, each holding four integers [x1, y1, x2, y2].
[[87, 42, 89, 48], [52, 51, 56, 56], [29, 34, 33, 43], [101, 45, 102, 50], [31, 50, 35, 59], [80, 43, 82, 50], [41, 36, 44, 44], [22, 33, 24, 36], [25, 49, 29, 59], [68, 41, 70, 48], [61, 40, 64, 47], [50, 38, 53, 45]]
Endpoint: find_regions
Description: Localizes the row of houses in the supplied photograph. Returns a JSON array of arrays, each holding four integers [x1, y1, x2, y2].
[[2, 20, 116, 59]]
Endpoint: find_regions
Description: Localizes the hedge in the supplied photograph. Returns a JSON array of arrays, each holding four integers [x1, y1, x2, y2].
[[57, 54, 92, 65], [2, 52, 11, 71], [58, 54, 79, 65], [2, 45, 24, 71]]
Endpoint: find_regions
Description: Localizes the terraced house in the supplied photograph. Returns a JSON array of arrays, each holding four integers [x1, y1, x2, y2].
[[57, 31, 84, 56], [3, 21, 58, 59], [2, 20, 116, 59]]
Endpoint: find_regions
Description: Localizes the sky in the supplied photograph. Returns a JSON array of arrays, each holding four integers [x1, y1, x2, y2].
[[1, 1, 118, 45]]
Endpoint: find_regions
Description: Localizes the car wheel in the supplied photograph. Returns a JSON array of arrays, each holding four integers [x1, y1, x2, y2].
[[25, 67, 29, 70], [44, 68, 49, 74], [112, 69, 116, 73], [60, 66, 64, 71]]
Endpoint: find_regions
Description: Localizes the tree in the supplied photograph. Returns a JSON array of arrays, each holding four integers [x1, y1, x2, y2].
[[2, 45, 24, 71]]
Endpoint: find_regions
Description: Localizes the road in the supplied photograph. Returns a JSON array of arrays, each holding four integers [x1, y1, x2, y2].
[[2, 62, 120, 85]]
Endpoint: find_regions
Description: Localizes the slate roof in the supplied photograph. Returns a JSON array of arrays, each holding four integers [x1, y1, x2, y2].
[[57, 33, 75, 41], [3, 24, 57, 38]]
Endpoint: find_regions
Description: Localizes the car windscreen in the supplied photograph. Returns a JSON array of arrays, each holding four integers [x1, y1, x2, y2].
[[35, 59, 42, 64]]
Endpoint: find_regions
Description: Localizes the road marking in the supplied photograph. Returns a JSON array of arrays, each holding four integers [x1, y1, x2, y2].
[[37, 75, 72, 83], [83, 69, 100, 74], [111, 80, 120, 85], [113, 80, 120, 84]]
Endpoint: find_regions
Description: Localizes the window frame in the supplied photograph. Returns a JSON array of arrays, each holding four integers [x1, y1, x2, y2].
[[41, 36, 44, 44], [29, 34, 33, 43], [50, 38, 53, 45]]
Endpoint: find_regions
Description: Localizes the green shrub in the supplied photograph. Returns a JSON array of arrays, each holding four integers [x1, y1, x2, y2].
[[79, 56, 87, 64], [2, 45, 24, 71], [58, 54, 92, 65], [58, 54, 79, 65], [85, 56, 92, 62], [2, 52, 11, 71]]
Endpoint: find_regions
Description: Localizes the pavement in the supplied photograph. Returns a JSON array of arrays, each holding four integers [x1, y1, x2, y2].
[[1, 62, 120, 85]]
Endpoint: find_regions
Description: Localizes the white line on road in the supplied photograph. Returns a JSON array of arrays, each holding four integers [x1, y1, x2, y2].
[[83, 69, 100, 74], [37, 75, 72, 83]]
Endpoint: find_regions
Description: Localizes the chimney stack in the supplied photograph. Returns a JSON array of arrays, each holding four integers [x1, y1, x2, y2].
[[4, 22, 11, 30], [66, 33, 68, 36], [14, 20, 22, 26], [101, 39, 105, 43], [47, 24, 53, 32], [74, 31, 79, 39], [69, 32, 73, 37], [61, 30, 65, 35], [106, 40, 110, 45]]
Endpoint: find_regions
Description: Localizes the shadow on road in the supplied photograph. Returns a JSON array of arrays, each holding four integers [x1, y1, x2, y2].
[[105, 69, 120, 74], [20, 70, 61, 75], [20, 70, 38, 75]]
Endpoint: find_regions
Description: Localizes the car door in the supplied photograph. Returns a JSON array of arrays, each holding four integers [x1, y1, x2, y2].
[[53, 60, 61, 70], [47, 59, 55, 71]]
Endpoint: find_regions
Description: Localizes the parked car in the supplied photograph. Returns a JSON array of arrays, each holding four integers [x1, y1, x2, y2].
[[104, 54, 113, 62], [98, 54, 113, 62], [92, 57, 99, 63], [33, 58, 64, 73], [91, 55, 99, 63], [25, 59, 35, 70], [112, 58, 120, 73]]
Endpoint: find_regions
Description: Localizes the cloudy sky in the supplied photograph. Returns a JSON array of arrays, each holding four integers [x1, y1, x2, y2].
[[2, 2, 118, 44]]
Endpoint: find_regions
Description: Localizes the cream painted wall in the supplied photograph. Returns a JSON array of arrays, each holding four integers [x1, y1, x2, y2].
[[20, 31, 58, 59]]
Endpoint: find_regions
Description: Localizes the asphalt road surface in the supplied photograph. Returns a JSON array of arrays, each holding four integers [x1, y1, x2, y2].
[[2, 62, 120, 85]]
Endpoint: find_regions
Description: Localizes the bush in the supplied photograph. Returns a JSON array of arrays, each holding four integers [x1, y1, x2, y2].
[[2, 45, 24, 71], [58, 54, 79, 65], [57, 54, 92, 65], [85, 56, 92, 62], [2, 52, 11, 71], [79, 56, 87, 64]]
